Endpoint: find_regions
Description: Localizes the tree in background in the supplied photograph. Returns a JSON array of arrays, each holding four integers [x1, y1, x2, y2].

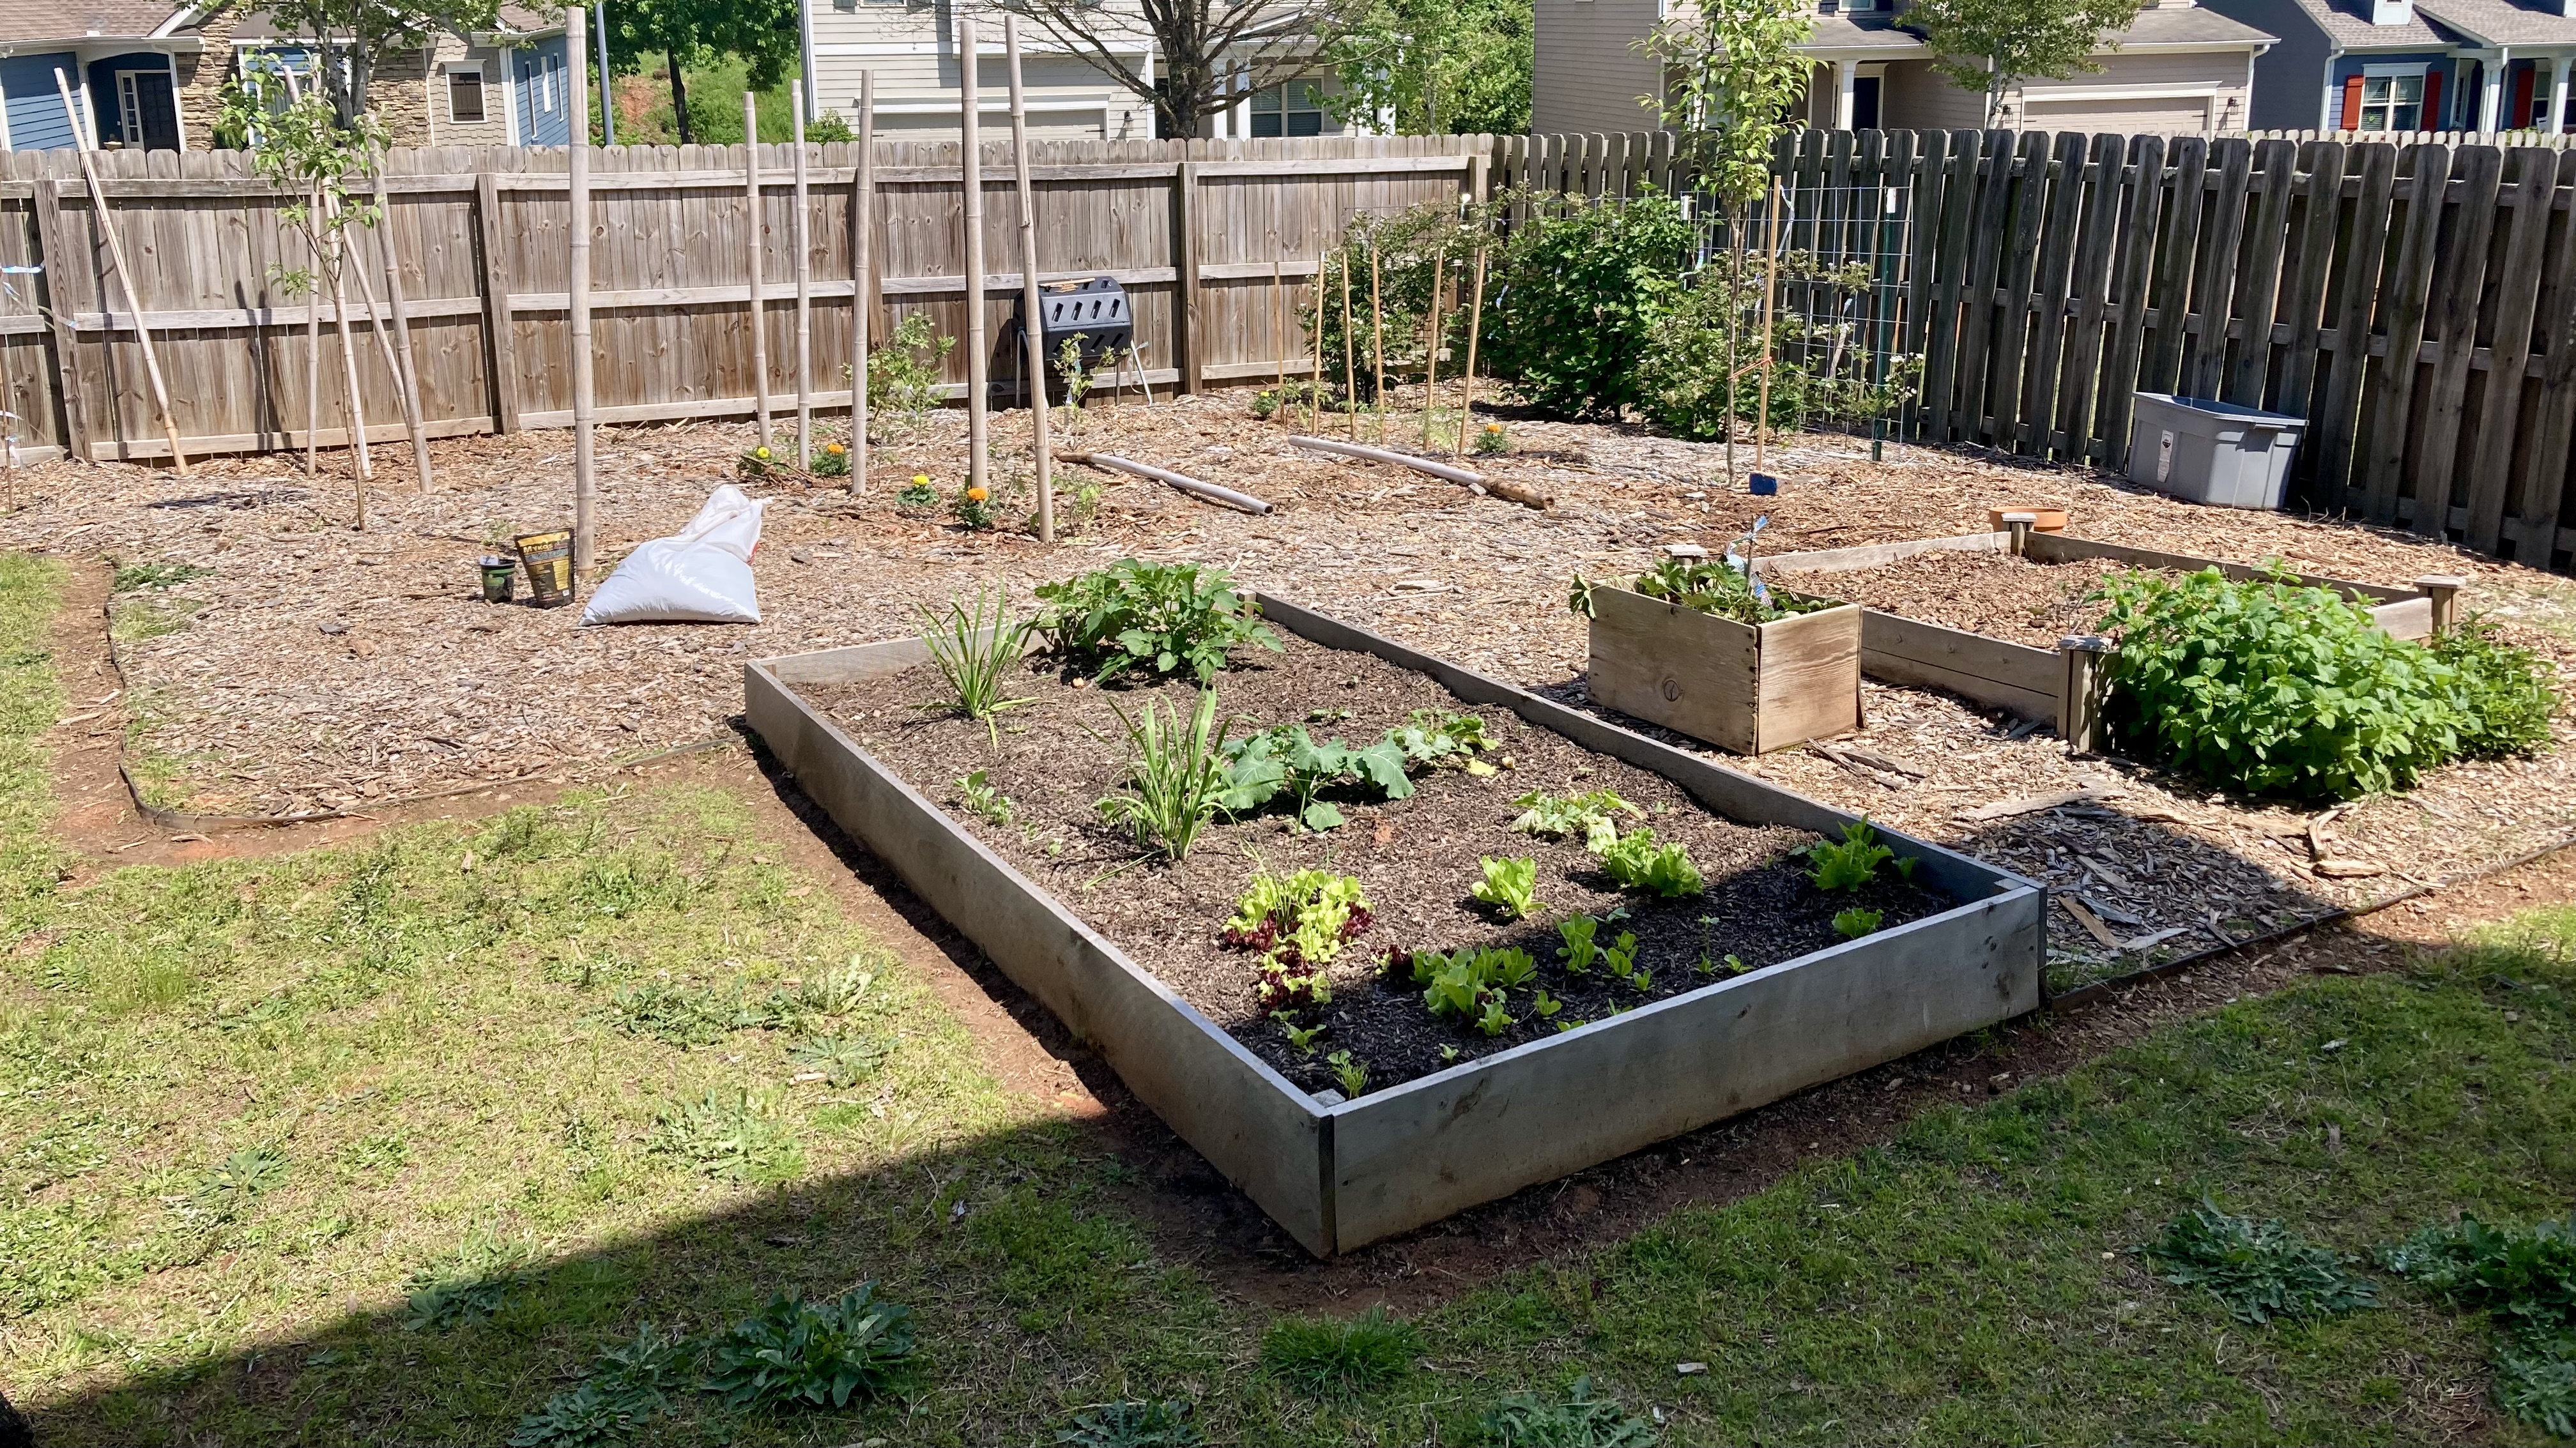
[[602, 0, 800, 145], [1322, 0, 1531, 135], [1908, 0, 2145, 125], [250, 0, 498, 121], [1015, 0, 1367, 139]]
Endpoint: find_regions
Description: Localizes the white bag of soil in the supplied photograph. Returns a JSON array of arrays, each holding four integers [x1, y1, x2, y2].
[[579, 485, 768, 626]]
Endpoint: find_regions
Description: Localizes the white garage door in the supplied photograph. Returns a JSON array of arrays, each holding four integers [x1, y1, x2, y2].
[[2020, 96, 2212, 135]]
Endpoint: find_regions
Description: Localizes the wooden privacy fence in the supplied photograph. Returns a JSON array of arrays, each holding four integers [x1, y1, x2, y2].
[[1493, 126, 2576, 572], [0, 135, 1492, 468]]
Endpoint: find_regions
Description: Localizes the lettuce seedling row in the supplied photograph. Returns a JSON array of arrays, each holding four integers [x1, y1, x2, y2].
[[745, 595, 2044, 1256]]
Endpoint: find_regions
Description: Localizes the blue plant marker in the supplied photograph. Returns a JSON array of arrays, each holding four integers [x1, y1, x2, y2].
[[1749, 473, 1779, 496]]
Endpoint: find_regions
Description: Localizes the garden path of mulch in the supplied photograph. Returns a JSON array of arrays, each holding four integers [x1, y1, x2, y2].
[[6, 391, 2575, 975], [804, 634, 1945, 1094]]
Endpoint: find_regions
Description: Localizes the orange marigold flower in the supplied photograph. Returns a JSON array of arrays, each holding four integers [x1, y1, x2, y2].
[[965, 486, 988, 503]]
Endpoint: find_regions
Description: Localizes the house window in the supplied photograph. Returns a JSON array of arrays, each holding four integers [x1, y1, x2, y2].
[[2359, 73, 2422, 132], [1250, 80, 1331, 137], [540, 53, 561, 112], [448, 67, 486, 123]]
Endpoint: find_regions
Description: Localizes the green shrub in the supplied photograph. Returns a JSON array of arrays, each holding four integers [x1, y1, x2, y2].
[[1034, 560, 1281, 685], [2143, 1201, 2378, 1325], [854, 312, 954, 441], [699, 1285, 915, 1409], [1471, 1375, 1660, 1445], [1480, 190, 1694, 420], [1259, 1305, 1422, 1398], [2093, 568, 2466, 800], [2432, 617, 2560, 759], [1626, 556, 1830, 626], [1636, 254, 1922, 443]]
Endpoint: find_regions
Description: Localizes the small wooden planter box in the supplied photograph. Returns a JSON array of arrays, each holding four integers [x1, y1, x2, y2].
[[744, 596, 2044, 1256], [1752, 530, 2444, 731], [1586, 584, 1862, 755]]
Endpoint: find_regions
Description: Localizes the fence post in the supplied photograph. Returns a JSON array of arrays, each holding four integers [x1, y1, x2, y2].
[[1174, 155, 1200, 393], [473, 170, 521, 434], [28, 164, 89, 462]]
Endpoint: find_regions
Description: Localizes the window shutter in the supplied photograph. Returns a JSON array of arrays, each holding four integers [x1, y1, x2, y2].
[[2422, 70, 2442, 131], [2342, 75, 2365, 130], [2513, 65, 2536, 128]]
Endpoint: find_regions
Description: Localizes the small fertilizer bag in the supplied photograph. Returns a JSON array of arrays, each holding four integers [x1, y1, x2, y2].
[[579, 485, 767, 626]]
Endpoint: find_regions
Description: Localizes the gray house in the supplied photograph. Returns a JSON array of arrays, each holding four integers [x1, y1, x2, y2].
[[2202, 0, 2576, 132]]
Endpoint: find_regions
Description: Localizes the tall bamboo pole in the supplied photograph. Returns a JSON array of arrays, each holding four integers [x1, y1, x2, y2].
[[569, 1, 597, 582], [326, 225, 373, 484], [1311, 250, 1324, 433], [1005, 17, 1052, 541], [791, 80, 815, 468], [1368, 242, 1385, 444], [960, 13, 988, 498], [1754, 177, 1782, 475], [1272, 257, 1286, 392], [1454, 242, 1487, 461], [369, 167, 433, 491], [1422, 248, 1443, 447], [1340, 250, 1356, 441], [744, 92, 771, 448], [55, 70, 187, 475], [850, 70, 874, 495]]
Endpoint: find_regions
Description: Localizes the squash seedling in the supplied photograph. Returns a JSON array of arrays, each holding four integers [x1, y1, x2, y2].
[[954, 770, 1013, 827]]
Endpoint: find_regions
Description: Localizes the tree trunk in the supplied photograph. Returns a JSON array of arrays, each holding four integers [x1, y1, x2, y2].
[[666, 50, 694, 144]]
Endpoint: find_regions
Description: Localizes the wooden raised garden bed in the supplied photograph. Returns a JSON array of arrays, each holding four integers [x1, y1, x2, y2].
[[1756, 530, 2447, 733], [744, 595, 2044, 1256], [1586, 581, 1863, 756]]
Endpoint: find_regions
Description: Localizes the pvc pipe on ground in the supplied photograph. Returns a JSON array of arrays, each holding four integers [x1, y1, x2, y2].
[[1059, 451, 1271, 514]]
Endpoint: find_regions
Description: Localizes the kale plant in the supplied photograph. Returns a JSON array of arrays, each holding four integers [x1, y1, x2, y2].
[[1034, 560, 1281, 685]]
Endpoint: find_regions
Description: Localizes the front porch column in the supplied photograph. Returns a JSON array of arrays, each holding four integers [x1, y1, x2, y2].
[[2480, 56, 2505, 132], [2552, 55, 2572, 133], [1835, 59, 1857, 129]]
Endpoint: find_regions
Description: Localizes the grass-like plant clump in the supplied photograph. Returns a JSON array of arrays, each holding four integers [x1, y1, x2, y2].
[[2095, 568, 2559, 800], [2142, 1201, 2379, 1325], [1094, 690, 1237, 862], [1259, 1306, 1422, 1399], [1034, 559, 1281, 685], [917, 586, 1034, 740]]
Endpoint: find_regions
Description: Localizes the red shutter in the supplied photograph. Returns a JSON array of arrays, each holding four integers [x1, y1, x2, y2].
[[2514, 65, 2538, 129], [2342, 74, 2366, 130], [2423, 70, 2443, 132]]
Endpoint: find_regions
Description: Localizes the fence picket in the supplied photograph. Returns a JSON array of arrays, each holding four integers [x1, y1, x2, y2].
[[2362, 142, 2450, 523], [2097, 133, 2168, 470], [2412, 144, 2503, 537], [2185, 139, 2253, 400], [2221, 138, 2297, 406], [2056, 133, 2126, 461], [2310, 141, 2397, 510], [2463, 146, 2556, 552]]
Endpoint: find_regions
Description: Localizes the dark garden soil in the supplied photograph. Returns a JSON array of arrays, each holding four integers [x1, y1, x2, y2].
[[805, 634, 1951, 1097], [1770, 551, 2150, 643]]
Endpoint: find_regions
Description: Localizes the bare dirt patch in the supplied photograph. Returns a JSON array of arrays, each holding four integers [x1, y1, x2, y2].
[[1772, 549, 2145, 642]]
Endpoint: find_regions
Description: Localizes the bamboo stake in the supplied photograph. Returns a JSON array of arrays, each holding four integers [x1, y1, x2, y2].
[[1004, 16, 1052, 542], [369, 167, 433, 491], [791, 79, 814, 469], [960, 13, 988, 498], [1340, 250, 1356, 441], [1422, 248, 1443, 448], [326, 222, 372, 484], [55, 70, 187, 476], [1455, 241, 1485, 461], [303, 174, 322, 480], [1272, 257, 1286, 392], [1755, 176, 1781, 475], [744, 93, 770, 448], [1311, 250, 1324, 433], [850, 70, 874, 495], [569, 3, 597, 582], [1369, 241, 1385, 445]]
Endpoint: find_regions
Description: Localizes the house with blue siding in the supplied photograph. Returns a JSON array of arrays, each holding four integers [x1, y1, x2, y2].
[[2203, 0, 2576, 132], [0, 0, 237, 149], [231, 5, 572, 148]]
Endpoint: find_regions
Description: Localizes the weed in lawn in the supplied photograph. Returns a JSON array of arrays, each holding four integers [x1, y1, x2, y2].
[[790, 1033, 891, 1087], [1095, 690, 1236, 862], [918, 587, 1034, 741], [111, 560, 213, 592], [799, 961, 875, 1015], [2143, 1201, 2379, 1325], [1055, 1397, 1204, 1446], [506, 1322, 690, 1446], [1471, 1376, 1659, 1446], [406, 1231, 537, 1332], [1471, 857, 1544, 919], [1597, 830, 1701, 898], [2383, 1212, 2576, 1435], [1510, 789, 1640, 852], [699, 1284, 915, 1410], [647, 1089, 805, 1184], [1832, 907, 1883, 940], [1259, 1306, 1420, 1399], [1804, 819, 1893, 892], [958, 768, 1015, 827], [1035, 560, 1281, 686]]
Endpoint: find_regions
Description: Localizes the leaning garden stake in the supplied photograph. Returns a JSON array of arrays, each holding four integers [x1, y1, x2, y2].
[[369, 167, 434, 492], [1005, 16, 1054, 542], [744, 92, 772, 450], [850, 70, 875, 496], [55, 70, 187, 475], [1341, 252, 1358, 441], [1454, 240, 1487, 461], [960, 14, 990, 500], [569, 1, 597, 584], [792, 80, 815, 469]]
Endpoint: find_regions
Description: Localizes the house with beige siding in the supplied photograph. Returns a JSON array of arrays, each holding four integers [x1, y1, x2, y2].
[[1535, 0, 2274, 137], [231, 3, 572, 148], [801, 0, 1350, 139]]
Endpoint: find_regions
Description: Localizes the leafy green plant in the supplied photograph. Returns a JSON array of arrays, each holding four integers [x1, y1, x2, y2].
[[509, 1323, 690, 1446], [1630, 556, 1829, 627], [790, 1033, 889, 1087], [1472, 1375, 1660, 1446], [1414, 946, 1537, 1030], [957, 769, 1014, 827], [1282, 1019, 1328, 1053], [1473, 419, 1510, 455], [1252, 379, 1338, 420], [2143, 1201, 2379, 1325], [404, 1231, 534, 1332], [1220, 724, 1413, 832], [855, 312, 956, 442], [1832, 907, 1883, 940], [2434, 618, 2561, 759], [1306, 201, 1492, 403], [1326, 1049, 1370, 1097], [113, 560, 213, 592], [1558, 914, 1602, 972], [808, 439, 851, 478], [2382, 1213, 2576, 1437], [1511, 789, 1640, 851], [740, 443, 781, 478], [1095, 690, 1237, 862], [1599, 830, 1703, 897], [1260, 1306, 1422, 1399], [1036, 560, 1282, 685], [2094, 568, 2469, 800], [1600, 930, 1640, 982], [1804, 820, 1893, 892], [647, 1089, 804, 1184], [1055, 1398, 1205, 1447], [1222, 869, 1373, 1008], [918, 587, 1034, 740], [1052, 336, 1101, 446], [1481, 190, 1694, 420], [896, 475, 940, 510], [799, 962, 873, 1016], [1471, 856, 1544, 918], [1387, 708, 1499, 773], [1639, 256, 1925, 443], [699, 1284, 915, 1409]]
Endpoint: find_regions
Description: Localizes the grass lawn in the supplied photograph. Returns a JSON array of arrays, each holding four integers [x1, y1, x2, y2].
[[3, 548, 2573, 1445]]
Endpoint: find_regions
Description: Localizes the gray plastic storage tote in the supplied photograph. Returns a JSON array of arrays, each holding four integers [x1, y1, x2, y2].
[[2126, 392, 2306, 510]]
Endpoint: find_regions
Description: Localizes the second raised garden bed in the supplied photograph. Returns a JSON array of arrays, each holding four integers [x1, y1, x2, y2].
[[746, 593, 2043, 1256]]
